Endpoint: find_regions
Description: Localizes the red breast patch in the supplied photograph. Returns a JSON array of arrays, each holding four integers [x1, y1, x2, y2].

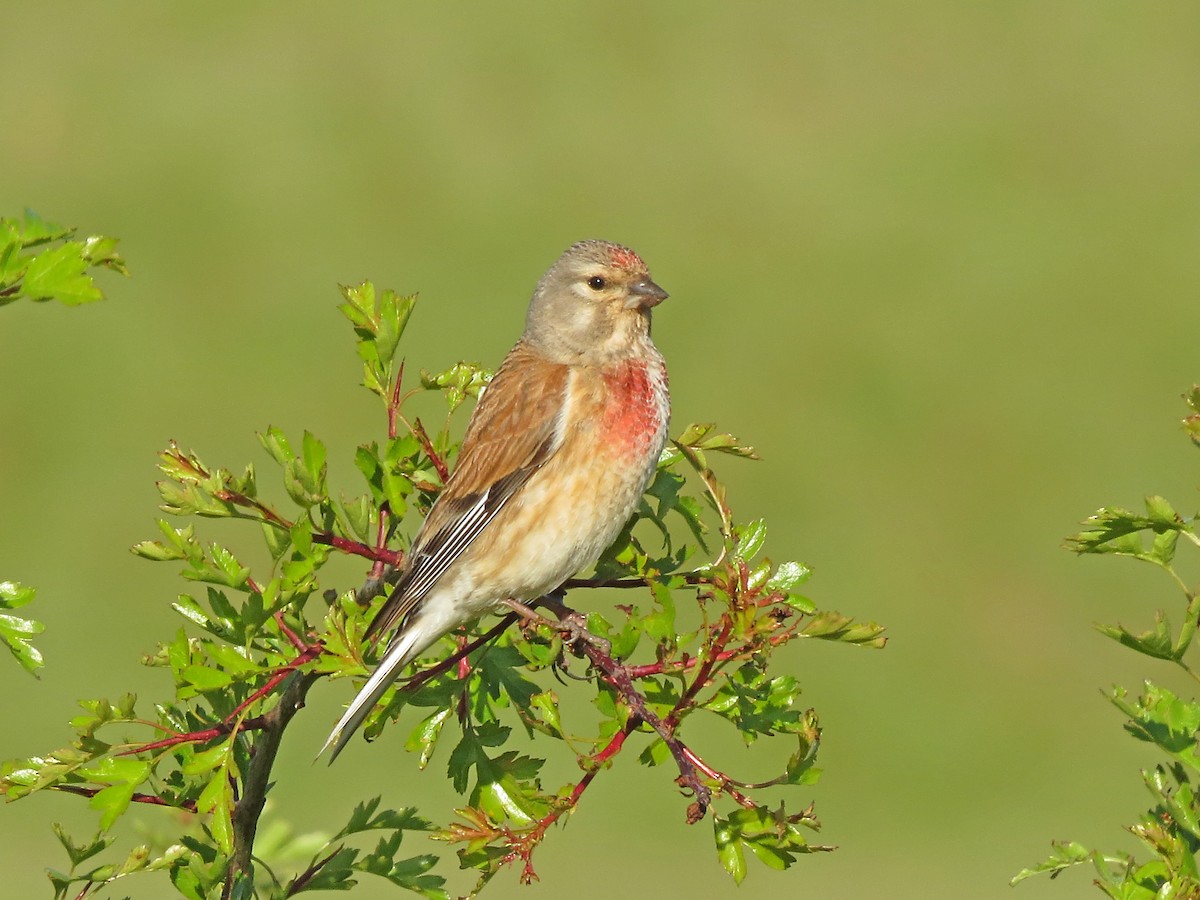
[[600, 360, 666, 459]]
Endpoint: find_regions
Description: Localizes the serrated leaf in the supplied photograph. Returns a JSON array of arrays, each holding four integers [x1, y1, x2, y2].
[[88, 783, 136, 831], [1095, 612, 1180, 661], [258, 426, 295, 466], [1010, 840, 1094, 885], [1110, 682, 1200, 771], [21, 241, 102, 305], [767, 561, 811, 592], [52, 825, 112, 867]]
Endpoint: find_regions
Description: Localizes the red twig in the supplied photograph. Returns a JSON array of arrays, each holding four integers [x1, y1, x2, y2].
[[274, 610, 308, 652], [54, 784, 198, 813], [411, 417, 450, 484], [119, 639, 323, 756], [502, 721, 638, 883], [125, 715, 270, 756], [623, 628, 798, 679], [455, 632, 471, 725], [368, 506, 391, 582], [508, 596, 713, 820], [225, 641, 323, 722], [679, 746, 755, 809], [387, 360, 405, 440], [311, 531, 404, 566], [664, 617, 731, 733], [577, 638, 711, 820], [211, 489, 290, 529]]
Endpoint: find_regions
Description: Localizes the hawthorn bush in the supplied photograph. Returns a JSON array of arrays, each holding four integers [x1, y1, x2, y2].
[[1, 216, 885, 898]]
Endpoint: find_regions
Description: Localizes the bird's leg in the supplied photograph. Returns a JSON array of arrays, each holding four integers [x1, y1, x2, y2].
[[501, 594, 611, 656]]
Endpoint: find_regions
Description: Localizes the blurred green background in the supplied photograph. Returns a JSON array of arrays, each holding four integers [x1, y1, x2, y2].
[[4, 3, 1200, 897]]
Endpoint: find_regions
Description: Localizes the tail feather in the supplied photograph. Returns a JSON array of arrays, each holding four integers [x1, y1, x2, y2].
[[319, 623, 433, 763]]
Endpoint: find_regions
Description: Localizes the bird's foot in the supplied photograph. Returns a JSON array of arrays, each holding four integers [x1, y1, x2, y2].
[[501, 597, 611, 656]]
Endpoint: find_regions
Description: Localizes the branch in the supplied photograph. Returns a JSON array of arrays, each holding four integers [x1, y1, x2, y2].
[[508, 597, 713, 821], [53, 784, 198, 813], [226, 670, 318, 897], [401, 615, 519, 693], [562, 572, 707, 590]]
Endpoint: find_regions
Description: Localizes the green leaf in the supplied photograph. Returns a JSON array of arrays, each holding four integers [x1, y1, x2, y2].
[[1095, 612, 1181, 661], [0, 580, 36, 611], [1183, 385, 1200, 447], [734, 519, 768, 561], [703, 664, 807, 743], [767, 561, 811, 592], [1067, 497, 1191, 564], [798, 610, 887, 648], [51, 825, 112, 867], [0, 581, 44, 674], [182, 740, 232, 776], [676, 423, 760, 459], [197, 765, 236, 856], [713, 804, 828, 884], [258, 426, 296, 466], [406, 708, 453, 770], [89, 783, 136, 831], [1110, 683, 1200, 772], [1010, 841, 1114, 886], [20, 241, 103, 305], [333, 797, 437, 840], [641, 579, 677, 646]]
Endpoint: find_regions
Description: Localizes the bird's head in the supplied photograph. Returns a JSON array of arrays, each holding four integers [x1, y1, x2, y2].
[[524, 240, 668, 363]]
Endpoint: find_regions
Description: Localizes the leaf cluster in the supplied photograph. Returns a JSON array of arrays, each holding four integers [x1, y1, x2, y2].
[[0, 209, 126, 307], [0, 581, 43, 675], [1015, 387, 1200, 897]]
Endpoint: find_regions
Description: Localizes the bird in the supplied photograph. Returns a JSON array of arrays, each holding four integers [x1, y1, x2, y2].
[[321, 239, 670, 761]]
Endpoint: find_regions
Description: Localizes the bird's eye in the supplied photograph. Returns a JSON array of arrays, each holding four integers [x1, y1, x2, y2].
[[587, 276, 607, 291]]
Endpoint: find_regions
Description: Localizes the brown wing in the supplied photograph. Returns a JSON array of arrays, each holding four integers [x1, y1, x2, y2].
[[365, 342, 570, 641]]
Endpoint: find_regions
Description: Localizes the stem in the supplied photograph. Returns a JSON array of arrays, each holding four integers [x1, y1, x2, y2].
[[311, 531, 404, 565], [387, 360, 405, 440], [624, 628, 798, 679], [412, 417, 450, 484], [226, 671, 318, 896], [53, 784, 198, 813], [664, 617, 732, 733], [678, 746, 756, 808], [402, 615, 518, 692], [368, 506, 391, 582], [562, 572, 707, 590], [285, 848, 340, 896], [501, 721, 637, 882], [124, 717, 269, 756]]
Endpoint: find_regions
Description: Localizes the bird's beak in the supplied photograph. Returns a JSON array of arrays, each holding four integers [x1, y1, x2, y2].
[[625, 279, 669, 309]]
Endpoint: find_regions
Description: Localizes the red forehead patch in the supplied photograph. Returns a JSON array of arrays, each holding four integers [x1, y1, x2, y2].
[[608, 245, 645, 271]]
